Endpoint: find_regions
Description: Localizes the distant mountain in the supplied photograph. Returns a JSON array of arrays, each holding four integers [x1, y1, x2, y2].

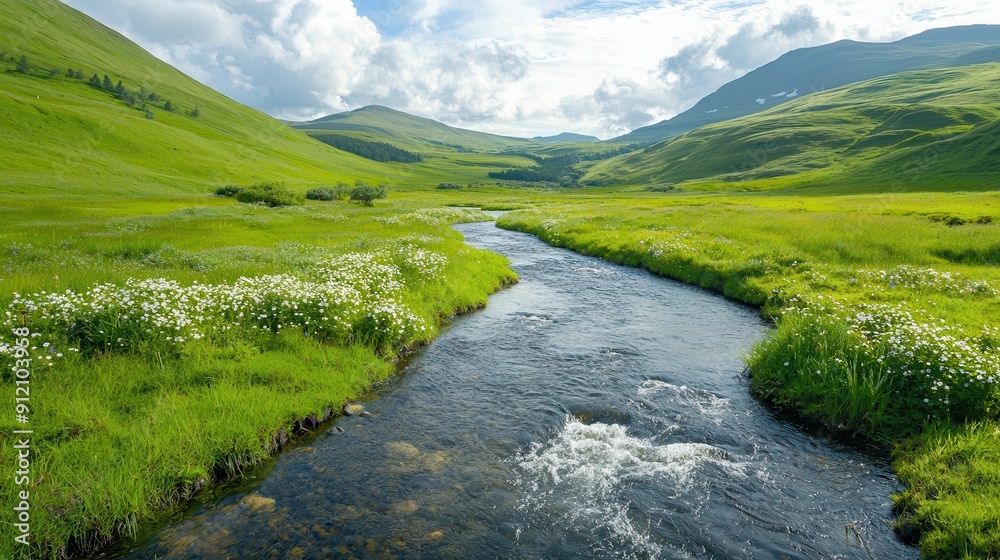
[[586, 63, 1000, 190], [615, 25, 1000, 143], [289, 105, 538, 153], [534, 132, 601, 143]]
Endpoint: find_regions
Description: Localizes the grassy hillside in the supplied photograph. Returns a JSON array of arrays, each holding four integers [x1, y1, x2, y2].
[[586, 63, 1000, 191], [0, 0, 554, 195], [616, 25, 1000, 143], [1, 0, 442, 196], [288, 105, 641, 187], [290, 105, 540, 153]]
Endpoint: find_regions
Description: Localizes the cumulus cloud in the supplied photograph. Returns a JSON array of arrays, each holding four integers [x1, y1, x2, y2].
[[62, 0, 1000, 137]]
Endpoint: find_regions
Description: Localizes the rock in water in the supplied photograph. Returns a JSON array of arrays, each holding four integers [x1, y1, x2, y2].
[[240, 494, 276, 512], [344, 403, 365, 416]]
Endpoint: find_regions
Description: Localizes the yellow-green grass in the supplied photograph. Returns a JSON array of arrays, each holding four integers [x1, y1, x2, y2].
[[496, 188, 1000, 558], [0, 193, 517, 559]]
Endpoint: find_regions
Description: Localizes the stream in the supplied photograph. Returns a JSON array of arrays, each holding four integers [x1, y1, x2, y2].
[[106, 221, 915, 559]]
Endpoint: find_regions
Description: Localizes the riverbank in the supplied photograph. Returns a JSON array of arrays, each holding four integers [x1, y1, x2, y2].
[[110, 219, 912, 559], [497, 192, 1000, 559], [0, 200, 516, 559]]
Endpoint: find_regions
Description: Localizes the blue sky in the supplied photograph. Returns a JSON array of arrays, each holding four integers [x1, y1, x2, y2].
[[62, 0, 1000, 138]]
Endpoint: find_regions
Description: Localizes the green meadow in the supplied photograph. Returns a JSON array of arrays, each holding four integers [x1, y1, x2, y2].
[[0, 194, 517, 558], [3, 0, 1000, 557]]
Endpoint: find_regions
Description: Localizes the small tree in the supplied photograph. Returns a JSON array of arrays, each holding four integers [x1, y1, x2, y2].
[[115, 80, 126, 98], [349, 183, 388, 206], [102, 75, 114, 91], [16, 55, 29, 74], [191, 107, 200, 118], [164, 100, 173, 112], [67, 67, 75, 78], [144, 108, 155, 120], [74, 69, 84, 79], [88, 73, 101, 87]]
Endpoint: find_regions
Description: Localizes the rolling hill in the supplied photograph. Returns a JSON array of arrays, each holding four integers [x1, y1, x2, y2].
[[0, 0, 449, 196], [585, 63, 1000, 191], [289, 105, 540, 153], [535, 132, 601, 143], [616, 25, 1000, 143]]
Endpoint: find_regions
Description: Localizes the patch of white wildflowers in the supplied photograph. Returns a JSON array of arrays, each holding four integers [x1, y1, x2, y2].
[[858, 265, 997, 297], [784, 297, 1000, 420], [1, 247, 448, 364]]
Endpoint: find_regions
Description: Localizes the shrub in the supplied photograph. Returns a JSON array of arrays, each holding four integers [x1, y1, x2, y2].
[[349, 183, 388, 206], [436, 182, 463, 190], [234, 182, 303, 207], [214, 185, 244, 197], [305, 187, 337, 201], [647, 183, 677, 192]]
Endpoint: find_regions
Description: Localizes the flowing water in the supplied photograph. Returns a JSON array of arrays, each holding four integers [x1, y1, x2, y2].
[[108, 222, 915, 559]]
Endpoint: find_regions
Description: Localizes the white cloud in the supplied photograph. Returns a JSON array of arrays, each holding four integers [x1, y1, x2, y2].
[[62, 0, 1000, 138]]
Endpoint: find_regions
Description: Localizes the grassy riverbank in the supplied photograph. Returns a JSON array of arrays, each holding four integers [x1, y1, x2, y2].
[[0, 195, 516, 559], [497, 190, 1000, 558]]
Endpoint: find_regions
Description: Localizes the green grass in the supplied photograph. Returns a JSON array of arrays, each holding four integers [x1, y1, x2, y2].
[[3, 1, 1000, 557], [0, 196, 517, 559], [0, 0, 573, 196], [894, 422, 1000, 558], [586, 63, 1000, 190], [496, 188, 1000, 558]]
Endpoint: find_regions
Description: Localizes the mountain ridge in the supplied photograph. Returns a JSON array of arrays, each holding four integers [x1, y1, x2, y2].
[[615, 25, 1000, 143]]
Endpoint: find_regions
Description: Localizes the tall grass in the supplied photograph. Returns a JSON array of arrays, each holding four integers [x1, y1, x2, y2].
[[496, 192, 1000, 559], [0, 198, 515, 559]]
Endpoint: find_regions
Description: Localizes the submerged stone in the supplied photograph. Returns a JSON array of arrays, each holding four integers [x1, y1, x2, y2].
[[344, 403, 365, 416]]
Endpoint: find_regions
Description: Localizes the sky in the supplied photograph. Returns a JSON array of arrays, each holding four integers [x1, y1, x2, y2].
[[61, 0, 1000, 139]]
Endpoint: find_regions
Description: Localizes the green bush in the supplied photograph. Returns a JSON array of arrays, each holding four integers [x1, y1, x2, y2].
[[234, 182, 303, 207], [305, 187, 337, 201], [436, 182, 463, 190], [647, 183, 677, 192], [349, 183, 388, 206], [214, 185, 244, 197]]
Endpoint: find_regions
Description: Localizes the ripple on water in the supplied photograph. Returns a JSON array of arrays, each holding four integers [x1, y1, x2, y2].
[[639, 380, 731, 424], [514, 311, 554, 330], [514, 417, 744, 559]]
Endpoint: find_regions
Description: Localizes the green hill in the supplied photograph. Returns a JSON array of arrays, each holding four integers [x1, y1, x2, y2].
[[0, 0, 428, 196], [535, 132, 601, 143], [586, 63, 1000, 191], [615, 25, 1000, 143], [290, 105, 539, 153]]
